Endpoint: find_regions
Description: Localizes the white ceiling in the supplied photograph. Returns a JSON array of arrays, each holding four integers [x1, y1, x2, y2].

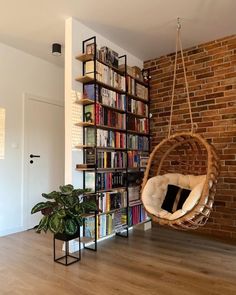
[[0, 0, 235, 67]]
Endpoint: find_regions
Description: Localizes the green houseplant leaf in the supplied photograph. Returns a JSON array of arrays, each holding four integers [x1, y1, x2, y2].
[[31, 202, 51, 214], [31, 184, 96, 236], [65, 219, 78, 235]]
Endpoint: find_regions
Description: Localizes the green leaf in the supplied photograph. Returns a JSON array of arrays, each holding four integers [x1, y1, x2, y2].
[[31, 202, 50, 214], [56, 209, 66, 218], [67, 209, 78, 218], [48, 214, 62, 233], [75, 215, 83, 226], [75, 204, 83, 214], [82, 200, 97, 212], [59, 184, 74, 195], [42, 191, 59, 200], [58, 219, 65, 234], [65, 219, 78, 235], [61, 195, 78, 208], [36, 215, 49, 233]]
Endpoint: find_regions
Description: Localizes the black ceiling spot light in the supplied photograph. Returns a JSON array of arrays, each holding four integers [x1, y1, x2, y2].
[[52, 43, 62, 56]]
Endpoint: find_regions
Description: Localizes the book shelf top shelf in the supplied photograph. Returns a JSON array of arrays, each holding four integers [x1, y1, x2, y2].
[[126, 73, 149, 87], [75, 53, 125, 75]]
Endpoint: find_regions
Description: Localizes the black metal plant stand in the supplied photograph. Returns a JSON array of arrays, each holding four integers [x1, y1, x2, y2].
[[53, 230, 81, 266]]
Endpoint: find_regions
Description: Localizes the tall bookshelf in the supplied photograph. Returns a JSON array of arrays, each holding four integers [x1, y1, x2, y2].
[[75, 36, 150, 251]]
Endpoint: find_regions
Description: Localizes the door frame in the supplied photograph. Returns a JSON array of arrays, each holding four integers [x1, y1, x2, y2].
[[22, 93, 64, 230]]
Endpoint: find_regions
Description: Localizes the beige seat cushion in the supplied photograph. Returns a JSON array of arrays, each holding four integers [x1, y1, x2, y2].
[[142, 173, 206, 220]]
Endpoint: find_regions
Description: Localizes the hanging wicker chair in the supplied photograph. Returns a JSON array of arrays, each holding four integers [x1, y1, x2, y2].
[[141, 20, 220, 230]]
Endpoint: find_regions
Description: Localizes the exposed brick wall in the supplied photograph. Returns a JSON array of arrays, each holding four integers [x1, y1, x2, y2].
[[144, 35, 236, 239]]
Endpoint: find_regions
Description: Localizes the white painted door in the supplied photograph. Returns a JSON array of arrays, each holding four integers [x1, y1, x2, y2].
[[24, 95, 64, 229]]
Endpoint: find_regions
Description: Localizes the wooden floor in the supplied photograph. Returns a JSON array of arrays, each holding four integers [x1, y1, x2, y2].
[[0, 225, 236, 295]]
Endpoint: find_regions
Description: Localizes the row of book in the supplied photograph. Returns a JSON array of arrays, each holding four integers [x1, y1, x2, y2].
[[84, 43, 119, 69], [95, 104, 126, 129], [127, 98, 148, 117], [85, 61, 126, 91], [127, 117, 149, 133], [96, 172, 126, 190], [128, 204, 148, 226], [83, 84, 126, 111], [127, 76, 148, 100], [97, 151, 127, 168], [128, 151, 149, 168], [97, 129, 126, 148], [84, 209, 127, 239], [100, 87, 126, 110], [98, 191, 127, 212], [127, 134, 149, 151], [84, 128, 126, 148]]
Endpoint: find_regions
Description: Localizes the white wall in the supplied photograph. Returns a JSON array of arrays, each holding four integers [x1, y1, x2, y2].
[[0, 42, 64, 236], [65, 18, 143, 186]]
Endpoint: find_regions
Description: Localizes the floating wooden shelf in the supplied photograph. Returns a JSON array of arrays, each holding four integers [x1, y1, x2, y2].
[[75, 53, 94, 62], [127, 93, 149, 103], [76, 53, 124, 75], [74, 98, 94, 105], [126, 111, 148, 119]]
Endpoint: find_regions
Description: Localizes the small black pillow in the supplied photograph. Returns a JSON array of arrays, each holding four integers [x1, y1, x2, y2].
[[161, 184, 180, 213], [177, 188, 191, 210], [161, 185, 191, 213]]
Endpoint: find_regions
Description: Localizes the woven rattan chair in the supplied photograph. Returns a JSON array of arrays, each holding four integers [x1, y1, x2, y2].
[[141, 132, 220, 229], [141, 19, 220, 230]]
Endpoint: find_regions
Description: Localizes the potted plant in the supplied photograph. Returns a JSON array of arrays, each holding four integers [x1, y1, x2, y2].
[[31, 184, 97, 238]]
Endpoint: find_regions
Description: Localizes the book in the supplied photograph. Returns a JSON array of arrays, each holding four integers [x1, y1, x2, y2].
[[84, 105, 94, 123], [85, 172, 95, 192], [85, 148, 96, 165], [85, 128, 95, 146], [83, 84, 98, 100]]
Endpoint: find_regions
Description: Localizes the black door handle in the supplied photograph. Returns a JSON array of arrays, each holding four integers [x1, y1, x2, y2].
[[30, 154, 40, 158]]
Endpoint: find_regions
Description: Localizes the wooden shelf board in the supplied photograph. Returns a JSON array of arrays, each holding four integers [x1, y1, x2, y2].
[[97, 187, 127, 193], [127, 130, 149, 136], [126, 111, 148, 119], [75, 75, 94, 83], [127, 93, 149, 103], [75, 53, 94, 62], [75, 145, 95, 149], [99, 103, 126, 113], [75, 122, 94, 127], [74, 98, 94, 105]]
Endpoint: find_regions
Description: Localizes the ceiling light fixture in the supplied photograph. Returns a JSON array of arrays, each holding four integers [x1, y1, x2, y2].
[[52, 43, 62, 56]]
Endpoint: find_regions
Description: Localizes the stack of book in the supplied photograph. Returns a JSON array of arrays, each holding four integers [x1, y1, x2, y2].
[[85, 61, 125, 91], [127, 117, 149, 133], [100, 88, 126, 111], [128, 205, 148, 226], [96, 171, 126, 190], [127, 98, 148, 117], [97, 151, 127, 169], [98, 191, 127, 212], [95, 104, 126, 129], [136, 83, 148, 100], [127, 134, 149, 151], [97, 129, 126, 148]]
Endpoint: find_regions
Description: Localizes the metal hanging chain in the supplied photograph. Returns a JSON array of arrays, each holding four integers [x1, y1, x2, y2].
[[168, 18, 194, 138]]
